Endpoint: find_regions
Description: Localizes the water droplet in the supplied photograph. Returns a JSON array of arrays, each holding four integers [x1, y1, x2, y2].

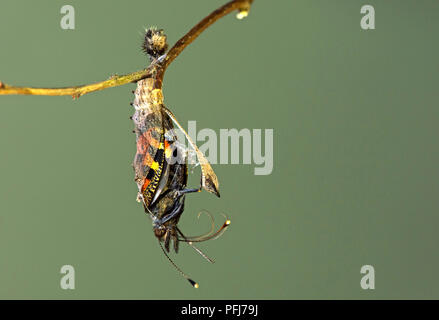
[[236, 10, 249, 20]]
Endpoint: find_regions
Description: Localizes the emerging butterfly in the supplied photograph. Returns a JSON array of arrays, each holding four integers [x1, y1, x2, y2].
[[131, 28, 230, 288]]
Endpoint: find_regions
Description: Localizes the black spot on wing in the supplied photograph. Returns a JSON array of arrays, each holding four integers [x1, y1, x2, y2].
[[146, 168, 156, 180]]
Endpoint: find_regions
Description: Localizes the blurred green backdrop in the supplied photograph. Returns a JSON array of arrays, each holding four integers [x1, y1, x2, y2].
[[0, 0, 438, 299]]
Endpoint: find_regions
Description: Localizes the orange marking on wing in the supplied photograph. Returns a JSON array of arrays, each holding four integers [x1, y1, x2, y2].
[[164, 139, 173, 159], [143, 151, 154, 167], [142, 178, 151, 192]]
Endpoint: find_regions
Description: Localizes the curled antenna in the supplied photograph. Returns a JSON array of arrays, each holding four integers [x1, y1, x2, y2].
[[183, 210, 217, 240], [178, 213, 231, 243], [158, 240, 199, 288]]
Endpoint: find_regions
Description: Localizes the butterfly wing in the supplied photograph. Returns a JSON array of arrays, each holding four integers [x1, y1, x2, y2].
[[163, 106, 220, 197], [132, 107, 168, 208]]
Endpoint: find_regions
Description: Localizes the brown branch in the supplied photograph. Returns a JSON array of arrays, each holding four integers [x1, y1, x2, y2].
[[0, 0, 254, 98], [158, 0, 253, 82], [0, 69, 152, 99]]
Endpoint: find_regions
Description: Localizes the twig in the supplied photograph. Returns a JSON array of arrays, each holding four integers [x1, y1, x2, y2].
[[157, 0, 253, 85], [0, 0, 254, 99], [0, 69, 152, 99]]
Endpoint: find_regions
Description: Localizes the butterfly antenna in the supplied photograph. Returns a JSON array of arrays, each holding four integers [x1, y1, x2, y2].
[[178, 213, 231, 243], [158, 240, 199, 288], [176, 227, 215, 264]]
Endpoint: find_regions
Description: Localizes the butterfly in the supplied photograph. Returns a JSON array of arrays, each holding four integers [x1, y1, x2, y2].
[[131, 28, 230, 287]]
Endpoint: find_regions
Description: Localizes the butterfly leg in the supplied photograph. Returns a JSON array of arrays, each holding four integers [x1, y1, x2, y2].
[[177, 177, 203, 196], [178, 187, 202, 195]]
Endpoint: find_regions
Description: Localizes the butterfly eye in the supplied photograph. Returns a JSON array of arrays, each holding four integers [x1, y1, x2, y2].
[[153, 226, 166, 239]]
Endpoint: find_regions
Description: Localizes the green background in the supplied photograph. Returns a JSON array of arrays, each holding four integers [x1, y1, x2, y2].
[[0, 0, 438, 299]]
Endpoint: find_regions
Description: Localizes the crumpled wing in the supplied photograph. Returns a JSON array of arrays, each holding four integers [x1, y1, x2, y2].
[[132, 108, 167, 207], [163, 106, 220, 197]]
